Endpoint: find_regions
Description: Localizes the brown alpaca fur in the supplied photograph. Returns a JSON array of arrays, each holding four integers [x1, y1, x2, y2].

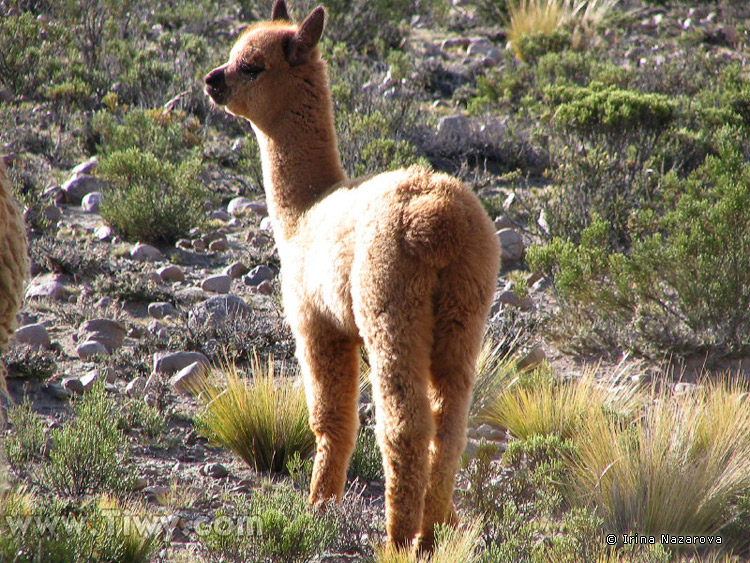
[[205, 1, 500, 550], [0, 160, 29, 356]]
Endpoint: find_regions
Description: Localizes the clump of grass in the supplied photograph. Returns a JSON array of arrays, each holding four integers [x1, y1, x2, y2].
[[570, 378, 750, 545], [375, 519, 482, 563], [482, 366, 641, 440], [194, 356, 314, 474], [348, 425, 383, 482]]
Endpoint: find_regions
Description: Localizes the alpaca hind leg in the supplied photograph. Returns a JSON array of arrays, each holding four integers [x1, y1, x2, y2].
[[417, 272, 493, 551], [297, 326, 360, 504], [357, 267, 437, 549]]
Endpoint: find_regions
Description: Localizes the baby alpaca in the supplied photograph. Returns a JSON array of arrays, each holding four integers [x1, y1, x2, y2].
[[0, 159, 29, 357], [205, 0, 500, 550]]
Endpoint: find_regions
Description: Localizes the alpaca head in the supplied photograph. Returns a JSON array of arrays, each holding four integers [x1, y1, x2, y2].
[[204, 0, 326, 131]]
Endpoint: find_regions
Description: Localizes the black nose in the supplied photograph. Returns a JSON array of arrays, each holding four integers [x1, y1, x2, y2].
[[204, 67, 226, 88]]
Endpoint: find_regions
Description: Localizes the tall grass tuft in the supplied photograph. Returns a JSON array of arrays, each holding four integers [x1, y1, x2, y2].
[[482, 365, 642, 440], [194, 356, 314, 474], [374, 519, 482, 563], [570, 378, 750, 543]]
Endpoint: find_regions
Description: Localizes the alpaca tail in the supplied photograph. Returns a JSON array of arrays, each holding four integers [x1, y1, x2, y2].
[[400, 170, 470, 269]]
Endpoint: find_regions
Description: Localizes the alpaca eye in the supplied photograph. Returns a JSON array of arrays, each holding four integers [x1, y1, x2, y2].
[[239, 62, 264, 78]]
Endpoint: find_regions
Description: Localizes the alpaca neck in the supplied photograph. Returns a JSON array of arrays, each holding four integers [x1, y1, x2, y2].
[[252, 78, 346, 241]]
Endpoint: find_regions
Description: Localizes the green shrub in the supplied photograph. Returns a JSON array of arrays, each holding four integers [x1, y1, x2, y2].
[[514, 29, 571, 64], [45, 383, 133, 496], [200, 482, 337, 562], [98, 148, 209, 244], [529, 131, 750, 353], [5, 400, 47, 467], [195, 358, 315, 474], [0, 493, 162, 563], [348, 425, 383, 482]]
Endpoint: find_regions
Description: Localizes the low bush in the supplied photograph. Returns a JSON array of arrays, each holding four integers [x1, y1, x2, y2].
[[5, 400, 47, 467], [45, 383, 133, 496], [98, 148, 209, 244], [194, 357, 314, 474], [348, 425, 383, 482], [529, 130, 750, 354]]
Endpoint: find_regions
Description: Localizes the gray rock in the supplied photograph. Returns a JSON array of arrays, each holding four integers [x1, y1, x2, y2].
[[70, 156, 98, 176], [77, 340, 110, 360], [61, 173, 107, 204], [125, 376, 147, 396], [80, 369, 101, 390], [157, 265, 184, 283], [13, 323, 50, 349], [25, 277, 67, 301], [494, 215, 514, 230], [497, 228, 524, 263], [192, 239, 207, 252], [674, 382, 700, 395], [211, 209, 231, 221], [190, 295, 251, 323], [42, 205, 63, 223], [436, 115, 472, 149], [62, 377, 85, 395], [131, 243, 163, 262], [143, 485, 169, 502], [243, 265, 274, 286], [476, 423, 506, 441], [201, 462, 229, 478], [94, 225, 113, 241], [228, 197, 267, 217], [78, 318, 126, 352], [467, 39, 493, 57], [208, 238, 228, 251], [44, 382, 72, 401], [153, 350, 210, 375], [259, 216, 273, 232], [170, 362, 207, 395], [176, 239, 192, 250], [257, 280, 274, 295], [224, 261, 249, 278], [148, 302, 177, 319], [517, 345, 546, 370], [132, 476, 149, 491], [81, 191, 103, 213], [201, 274, 231, 294]]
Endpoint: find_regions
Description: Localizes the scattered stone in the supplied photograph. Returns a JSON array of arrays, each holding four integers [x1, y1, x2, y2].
[[224, 261, 249, 278], [144, 393, 157, 407], [192, 239, 207, 252], [78, 318, 126, 352], [42, 205, 62, 223], [259, 216, 273, 231], [201, 462, 229, 478], [256, 280, 274, 295], [201, 274, 231, 294], [440, 37, 471, 52], [243, 264, 274, 286], [157, 265, 184, 283], [125, 376, 147, 396], [143, 485, 169, 503], [13, 323, 50, 349], [25, 277, 67, 301], [153, 350, 210, 375], [517, 345, 546, 370], [94, 225, 113, 241], [208, 238, 228, 251], [79, 369, 101, 390], [211, 209, 231, 221], [170, 361, 207, 395], [190, 295, 251, 323], [45, 382, 72, 401], [436, 115, 472, 149], [0, 89, 13, 103], [228, 197, 267, 217], [497, 228, 524, 264], [81, 191, 103, 213], [476, 423, 506, 441], [77, 340, 110, 360], [176, 239, 192, 250], [148, 302, 177, 319], [132, 477, 148, 491], [491, 290, 530, 313], [62, 377, 85, 395], [61, 173, 107, 204], [71, 156, 98, 176], [131, 243, 163, 262], [494, 215, 514, 230]]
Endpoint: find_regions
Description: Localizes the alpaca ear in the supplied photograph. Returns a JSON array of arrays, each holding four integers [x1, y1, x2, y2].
[[272, 0, 290, 21], [287, 6, 325, 66]]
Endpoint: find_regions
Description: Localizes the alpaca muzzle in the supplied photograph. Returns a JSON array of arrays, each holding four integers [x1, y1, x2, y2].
[[204, 67, 228, 105]]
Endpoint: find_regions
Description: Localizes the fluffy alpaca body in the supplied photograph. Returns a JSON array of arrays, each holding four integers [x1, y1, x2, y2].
[[0, 160, 29, 354], [205, 1, 500, 550]]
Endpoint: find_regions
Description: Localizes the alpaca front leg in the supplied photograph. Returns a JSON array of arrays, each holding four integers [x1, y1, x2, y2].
[[297, 329, 360, 504]]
